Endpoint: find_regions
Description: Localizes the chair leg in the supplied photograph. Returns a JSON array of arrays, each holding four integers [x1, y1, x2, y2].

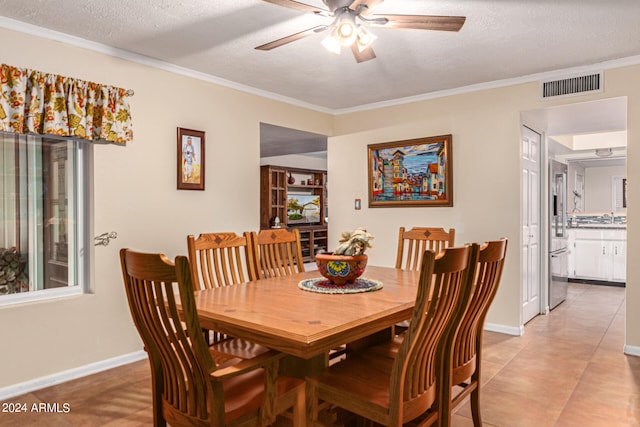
[[439, 393, 452, 427], [291, 384, 306, 427], [306, 381, 318, 426], [470, 356, 483, 427], [470, 387, 482, 427], [202, 328, 211, 345], [149, 365, 166, 427]]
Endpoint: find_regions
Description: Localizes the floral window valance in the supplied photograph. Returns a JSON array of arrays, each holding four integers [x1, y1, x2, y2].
[[0, 63, 133, 144]]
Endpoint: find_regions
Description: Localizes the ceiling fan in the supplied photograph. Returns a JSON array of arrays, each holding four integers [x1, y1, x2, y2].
[[255, 0, 466, 63]]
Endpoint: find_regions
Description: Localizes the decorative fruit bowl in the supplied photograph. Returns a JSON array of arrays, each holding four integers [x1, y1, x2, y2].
[[315, 253, 368, 286]]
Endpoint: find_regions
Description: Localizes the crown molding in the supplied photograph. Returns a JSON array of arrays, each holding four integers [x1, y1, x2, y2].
[[333, 55, 640, 115], [3, 16, 640, 117], [0, 16, 334, 115]]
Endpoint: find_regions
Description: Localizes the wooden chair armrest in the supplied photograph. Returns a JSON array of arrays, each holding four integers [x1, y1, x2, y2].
[[210, 350, 283, 381]]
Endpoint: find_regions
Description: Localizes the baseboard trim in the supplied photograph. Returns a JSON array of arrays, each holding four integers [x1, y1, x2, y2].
[[484, 322, 524, 336], [623, 345, 640, 357], [568, 278, 625, 288], [0, 350, 147, 401]]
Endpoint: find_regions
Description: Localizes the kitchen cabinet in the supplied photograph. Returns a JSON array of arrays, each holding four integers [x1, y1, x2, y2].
[[611, 240, 626, 282], [573, 238, 609, 280], [569, 228, 626, 283]]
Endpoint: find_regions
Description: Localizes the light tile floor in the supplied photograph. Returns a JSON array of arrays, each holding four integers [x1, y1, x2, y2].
[[1, 283, 638, 426], [452, 283, 639, 427]]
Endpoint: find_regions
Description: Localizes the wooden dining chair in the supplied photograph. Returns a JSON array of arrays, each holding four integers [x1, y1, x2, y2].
[[393, 227, 456, 334], [187, 231, 258, 288], [187, 231, 268, 349], [307, 244, 479, 427], [250, 228, 305, 279], [120, 249, 305, 427], [395, 227, 456, 270], [441, 238, 508, 427]]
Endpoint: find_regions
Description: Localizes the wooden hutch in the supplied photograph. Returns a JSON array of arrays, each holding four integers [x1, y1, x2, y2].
[[260, 165, 328, 262]]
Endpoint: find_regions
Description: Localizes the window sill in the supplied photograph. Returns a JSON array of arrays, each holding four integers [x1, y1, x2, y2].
[[0, 286, 84, 307]]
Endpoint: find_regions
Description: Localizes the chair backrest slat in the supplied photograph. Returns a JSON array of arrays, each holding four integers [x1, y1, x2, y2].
[[396, 227, 456, 271], [251, 228, 305, 279]]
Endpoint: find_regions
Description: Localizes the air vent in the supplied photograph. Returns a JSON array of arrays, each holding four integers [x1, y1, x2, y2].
[[541, 72, 603, 99]]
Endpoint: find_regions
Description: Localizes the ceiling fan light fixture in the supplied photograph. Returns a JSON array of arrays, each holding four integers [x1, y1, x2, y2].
[[256, 0, 467, 63], [595, 148, 613, 157], [321, 33, 342, 54], [334, 14, 358, 46], [356, 25, 377, 51]]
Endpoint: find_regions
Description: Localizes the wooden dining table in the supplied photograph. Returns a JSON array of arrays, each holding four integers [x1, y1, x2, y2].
[[192, 266, 421, 376]]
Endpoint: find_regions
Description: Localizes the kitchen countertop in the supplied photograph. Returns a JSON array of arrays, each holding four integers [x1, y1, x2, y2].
[[568, 213, 626, 230], [568, 225, 626, 230]]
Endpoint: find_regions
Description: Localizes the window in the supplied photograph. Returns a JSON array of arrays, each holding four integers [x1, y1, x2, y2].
[[0, 132, 89, 304], [612, 175, 626, 212]]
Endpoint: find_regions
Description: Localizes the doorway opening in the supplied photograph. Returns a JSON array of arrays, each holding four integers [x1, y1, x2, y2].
[[521, 96, 627, 325], [259, 123, 329, 269]]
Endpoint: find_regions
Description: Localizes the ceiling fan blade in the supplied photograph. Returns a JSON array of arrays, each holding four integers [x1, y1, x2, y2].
[[370, 14, 466, 31], [255, 26, 329, 50], [349, 0, 385, 15], [261, 0, 327, 14], [350, 44, 376, 63]]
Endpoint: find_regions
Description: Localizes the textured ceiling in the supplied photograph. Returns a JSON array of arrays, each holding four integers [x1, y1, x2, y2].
[[1, 0, 640, 112], [260, 123, 327, 158]]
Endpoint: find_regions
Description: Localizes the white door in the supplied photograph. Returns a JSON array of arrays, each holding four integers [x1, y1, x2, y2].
[[521, 126, 541, 324]]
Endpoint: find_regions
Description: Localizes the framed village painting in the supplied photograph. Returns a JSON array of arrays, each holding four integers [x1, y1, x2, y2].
[[177, 127, 205, 191], [368, 135, 453, 207]]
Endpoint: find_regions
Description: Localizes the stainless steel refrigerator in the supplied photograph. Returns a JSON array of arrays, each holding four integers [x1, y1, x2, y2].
[[549, 160, 569, 309]]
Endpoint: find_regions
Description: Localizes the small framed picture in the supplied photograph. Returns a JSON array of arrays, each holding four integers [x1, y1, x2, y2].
[[177, 128, 205, 191]]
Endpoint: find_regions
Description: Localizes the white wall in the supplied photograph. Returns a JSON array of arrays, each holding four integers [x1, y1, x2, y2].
[[260, 154, 327, 171], [567, 162, 586, 213], [328, 89, 527, 331], [584, 165, 626, 212]]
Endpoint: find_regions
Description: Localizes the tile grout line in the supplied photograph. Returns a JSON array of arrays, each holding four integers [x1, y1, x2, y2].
[[551, 284, 625, 427]]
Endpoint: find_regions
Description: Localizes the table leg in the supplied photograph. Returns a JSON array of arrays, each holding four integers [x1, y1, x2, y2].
[[279, 353, 328, 379]]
